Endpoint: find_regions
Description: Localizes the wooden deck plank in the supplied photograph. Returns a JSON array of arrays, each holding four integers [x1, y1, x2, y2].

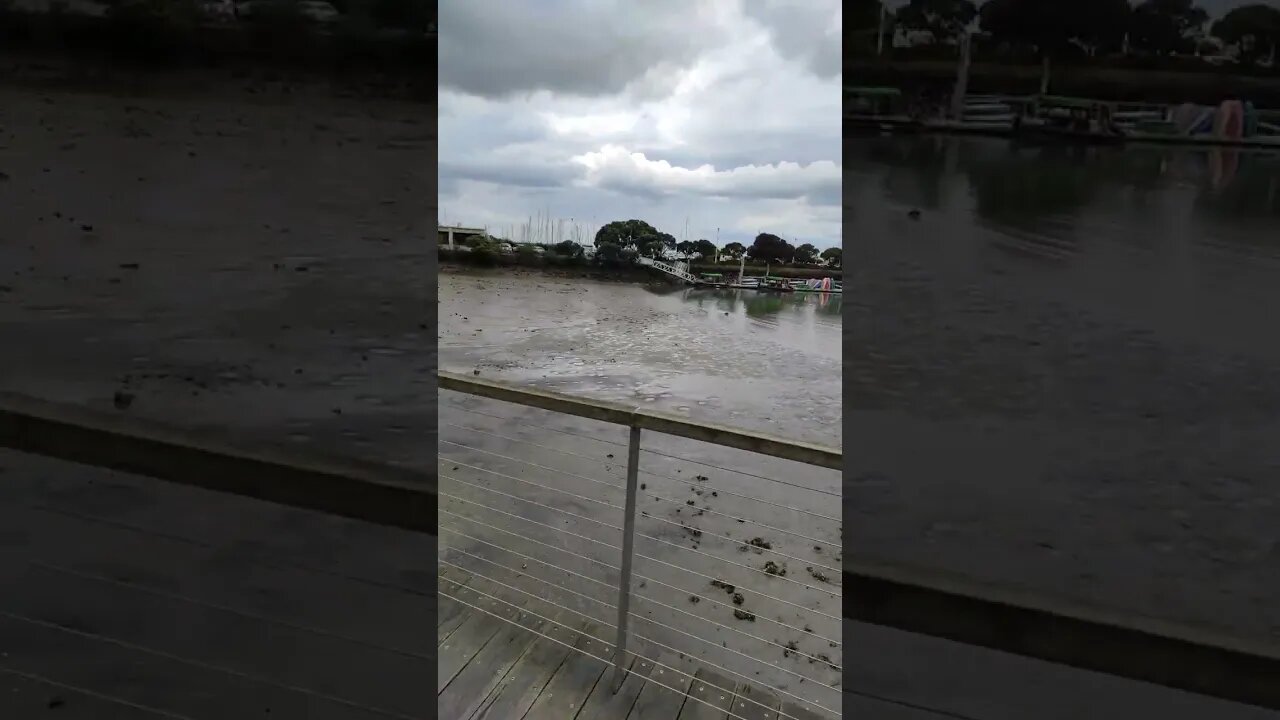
[[521, 625, 611, 720], [0, 457, 436, 596], [627, 652, 695, 719], [577, 655, 653, 720], [676, 668, 737, 719], [732, 682, 782, 720], [0, 614, 392, 720], [438, 566, 473, 632], [778, 698, 831, 720], [436, 607, 551, 720], [0, 558, 434, 717], [438, 574, 490, 647], [839, 692, 942, 719], [0, 668, 163, 720], [469, 618, 593, 720], [437, 585, 530, 693], [0, 502, 436, 657]]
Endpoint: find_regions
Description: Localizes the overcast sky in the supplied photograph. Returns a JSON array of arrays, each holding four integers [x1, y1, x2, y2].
[[880, 0, 1272, 17], [437, 0, 842, 251]]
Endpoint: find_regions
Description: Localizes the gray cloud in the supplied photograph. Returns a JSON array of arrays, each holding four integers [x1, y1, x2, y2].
[[438, 0, 722, 99], [438, 1, 842, 248], [439, 158, 582, 189], [741, 1, 841, 78]]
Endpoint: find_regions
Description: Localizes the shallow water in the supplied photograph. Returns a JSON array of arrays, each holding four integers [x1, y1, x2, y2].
[[847, 135, 1280, 642], [438, 273, 842, 447]]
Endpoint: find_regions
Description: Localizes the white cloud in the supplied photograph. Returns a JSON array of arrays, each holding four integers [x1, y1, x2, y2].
[[572, 146, 840, 204], [438, 0, 842, 249]]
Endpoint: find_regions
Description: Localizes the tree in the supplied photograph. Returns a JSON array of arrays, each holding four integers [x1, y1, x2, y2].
[[693, 239, 717, 260], [553, 240, 584, 258], [676, 240, 696, 258], [595, 242, 625, 265], [721, 242, 747, 260], [1129, 0, 1208, 56], [594, 220, 674, 257], [594, 219, 659, 249], [820, 247, 843, 268], [981, 0, 1130, 92], [746, 233, 794, 264], [850, 0, 892, 56], [1212, 4, 1280, 66], [896, 0, 977, 45], [794, 243, 820, 264]]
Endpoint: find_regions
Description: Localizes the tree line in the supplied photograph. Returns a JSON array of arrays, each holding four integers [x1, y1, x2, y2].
[[0, 0, 432, 70], [590, 220, 841, 268], [853, 0, 1280, 67], [447, 219, 843, 270]]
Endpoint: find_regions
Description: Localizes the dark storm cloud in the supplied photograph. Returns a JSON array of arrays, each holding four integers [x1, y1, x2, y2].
[[438, 0, 720, 99]]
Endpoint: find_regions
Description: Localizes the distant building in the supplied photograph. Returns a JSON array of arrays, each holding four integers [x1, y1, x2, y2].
[[438, 225, 487, 249]]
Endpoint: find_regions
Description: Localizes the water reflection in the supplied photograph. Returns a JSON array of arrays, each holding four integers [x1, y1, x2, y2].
[[681, 288, 842, 320], [849, 136, 1280, 242], [846, 134, 1280, 638]]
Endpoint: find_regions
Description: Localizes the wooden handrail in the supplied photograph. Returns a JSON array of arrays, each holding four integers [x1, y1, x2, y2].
[[0, 392, 436, 534]]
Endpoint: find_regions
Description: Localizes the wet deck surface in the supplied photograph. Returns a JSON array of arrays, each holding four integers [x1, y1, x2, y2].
[[0, 449, 436, 720], [437, 564, 825, 720]]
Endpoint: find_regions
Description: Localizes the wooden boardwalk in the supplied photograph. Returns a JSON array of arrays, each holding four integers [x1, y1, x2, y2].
[[0, 449, 436, 720], [437, 566, 826, 720]]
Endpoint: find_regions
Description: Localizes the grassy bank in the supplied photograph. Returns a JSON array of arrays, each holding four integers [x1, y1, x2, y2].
[[849, 59, 1280, 107]]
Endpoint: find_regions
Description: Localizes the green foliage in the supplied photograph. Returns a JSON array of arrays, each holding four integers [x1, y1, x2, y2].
[[820, 247, 843, 268], [514, 244, 542, 266], [721, 242, 747, 259], [746, 233, 795, 264], [1129, 0, 1208, 56], [1212, 4, 1280, 65], [593, 241, 628, 268], [794, 243, 820, 264], [676, 240, 696, 257], [553, 239, 584, 259], [693, 238, 717, 260], [896, 0, 977, 45], [594, 219, 657, 248], [594, 219, 675, 257], [981, 0, 1131, 57]]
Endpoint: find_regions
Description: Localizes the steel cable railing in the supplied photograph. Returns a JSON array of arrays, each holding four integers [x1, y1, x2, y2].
[[441, 409, 839, 523], [439, 568, 833, 720], [439, 584, 822, 720], [437, 375, 841, 717], [439, 524, 842, 708]]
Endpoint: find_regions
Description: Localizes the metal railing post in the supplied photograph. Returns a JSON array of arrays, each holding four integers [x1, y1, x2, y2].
[[610, 423, 642, 692]]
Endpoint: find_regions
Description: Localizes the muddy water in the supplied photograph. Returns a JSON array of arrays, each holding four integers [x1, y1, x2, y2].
[[438, 272, 842, 447], [438, 271, 843, 709], [847, 135, 1280, 646], [0, 84, 432, 470]]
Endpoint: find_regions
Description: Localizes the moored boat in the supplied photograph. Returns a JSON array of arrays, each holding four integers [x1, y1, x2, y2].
[[1011, 95, 1127, 145]]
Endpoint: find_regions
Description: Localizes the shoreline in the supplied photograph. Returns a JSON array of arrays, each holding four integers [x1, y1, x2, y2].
[[0, 49, 431, 104], [439, 263, 654, 284], [439, 261, 843, 283]]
